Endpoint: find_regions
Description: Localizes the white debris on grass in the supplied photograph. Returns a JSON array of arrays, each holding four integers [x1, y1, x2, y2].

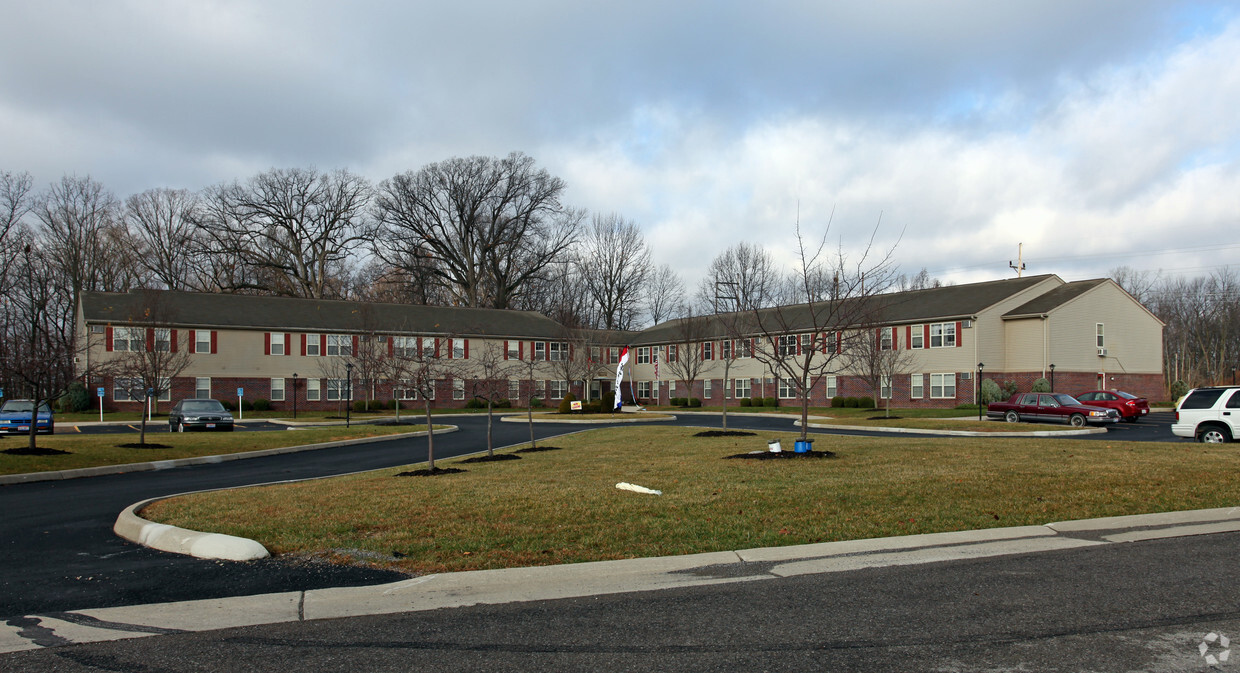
[[616, 482, 662, 496]]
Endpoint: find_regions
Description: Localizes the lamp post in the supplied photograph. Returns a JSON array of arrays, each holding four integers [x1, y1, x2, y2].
[[345, 362, 353, 428], [977, 363, 985, 421], [292, 373, 298, 420], [1048, 364, 1056, 392]]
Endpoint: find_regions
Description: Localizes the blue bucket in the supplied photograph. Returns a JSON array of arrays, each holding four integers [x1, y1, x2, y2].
[[794, 439, 813, 453]]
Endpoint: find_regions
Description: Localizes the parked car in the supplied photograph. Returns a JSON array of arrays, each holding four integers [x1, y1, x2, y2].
[[1073, 389, 1150, 422], [1171, 386, 1240, 443], [168, 399, 235, 432], [0, 399, 55, 435], [987, 392, 1120, 427]]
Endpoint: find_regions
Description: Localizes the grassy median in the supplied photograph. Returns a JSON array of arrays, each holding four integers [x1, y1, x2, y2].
[[0, 424, 434, 476], [141, 426, 1235, 576]]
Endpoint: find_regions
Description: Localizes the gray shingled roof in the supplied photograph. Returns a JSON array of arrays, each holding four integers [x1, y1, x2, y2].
[[80, 290, 568, 339], [1002, 279, 1107, 318], [632, 274, 1058, 344]]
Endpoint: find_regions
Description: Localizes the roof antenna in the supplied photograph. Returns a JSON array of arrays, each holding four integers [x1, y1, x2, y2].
[[1009, 243, 1026, 278]]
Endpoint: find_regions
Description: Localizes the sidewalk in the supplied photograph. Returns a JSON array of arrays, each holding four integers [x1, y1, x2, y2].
[[4, 505, 1239, 654]]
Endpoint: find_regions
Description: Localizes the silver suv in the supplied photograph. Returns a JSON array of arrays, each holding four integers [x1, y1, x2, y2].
[[1172, 386, 1240, 443]]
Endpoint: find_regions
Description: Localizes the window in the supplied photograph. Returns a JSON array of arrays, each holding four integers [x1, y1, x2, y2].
[[271, 378, 285, 402], [154, 328, 171, 352], [880, 375, 892, 400], [509, 379, 521, 400], [508, 341, 522, 360], [392, 336, 417, 358], [930, 373, 956, 399], [549, 342, 567, 362], [549, 380, 567, 399], [702, 342, 713, 360], [929, 322, 956, 348], [269, 333, 285, 356], [112, 327, 144, 352], [453, 379, 465, 400], [113, 378, 170, 402], [1096, 323, 1105, 348], [398, 379, 417, 400], [637, 381, 652, 399], [305, 333, 321, 356], [326, 334, 351, 357], [453, 340, 466, 359], [911, 374, 924, 399], [879, 328, 893, 351], [195, 377, 211, 399], [327, 378, 351, 401], [734, 378, 751, 399], [826, 375, 837, 399], [609, 347, 619, 362], [195, 330, 212, 354], [741, 339, 753, 358], [636, 347, 650, 364], [421, 337, 437, 358], [306, 378, 321, 401], [591, 346, 602, 362], [779, 377, 798, 399], [532, 380, 545, 400], [535, 342, 546, 361], [722, 340, 732, 360], [667, 344, 678, 363], [777, 335, 797, 357], [910, 325, 924, 349], [113, 378, 137, 401], [703, 379, 712, 399]]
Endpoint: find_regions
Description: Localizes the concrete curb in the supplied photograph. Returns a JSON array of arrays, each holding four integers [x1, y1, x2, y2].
[[499, 414, 676, 424], [0, 426, 458, 486], [800, 420, 1105, 437], [7, 505, 1240, 654], [114, 497, 270, 561]]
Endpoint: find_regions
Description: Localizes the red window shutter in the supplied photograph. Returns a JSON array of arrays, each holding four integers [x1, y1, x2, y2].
[[906, 326, 911, 349], [797, 334, 802, 356], [264, 332, 271, 355], [352, 335, 359, 353], [956, 321, 962, 347], [106, 326, 114, 352], [446, 339, 453, 359], [836, 333, 842, 354], [504, 340, 509, 360], [388, 338, 394, 356], [285, 333, 292, 356], [924, 324, 930, 347], [300, 334, 306, 356], [519, 342, 525, 360], [189, 329, 196, 354], [320, 334, 327, 354], [435, 338, 441, 357], [146, 328, 155, 352], [211, 331, 218, 354], [170, 330, 178, 353], [464, 339, 470, 359], [875, 328, 882, 349]]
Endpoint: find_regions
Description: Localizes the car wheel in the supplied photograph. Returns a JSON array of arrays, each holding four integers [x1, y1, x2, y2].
[[1069, 414, 1087, 428], [178, 422, 185, 433], [1004, 411, 1020, 423], [1199, 426, 1232, 443]]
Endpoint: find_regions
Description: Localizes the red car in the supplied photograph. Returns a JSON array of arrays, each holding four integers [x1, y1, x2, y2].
[[1074, 390, 1150, 422], [987, 393, 1120, 427]]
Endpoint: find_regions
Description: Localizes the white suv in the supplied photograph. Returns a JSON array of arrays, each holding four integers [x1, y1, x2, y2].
[[1172, 386, 1240, 443]]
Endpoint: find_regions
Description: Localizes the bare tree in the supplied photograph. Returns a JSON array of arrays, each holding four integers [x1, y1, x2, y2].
[[696, 242, 781, 314], [841, 326, 917, 417], [35, 174, 126, 324], [516, 260, 592, 329], [389, 335, 460, 471], [1109, 265, 1159, 306], [0, 171, 34, 282], [896, 267, 943, 292], [126, 188, 209, 291], [574, 213, 651, 330], [196, 167, 372, 299], [465, 341, 519, 457], [662, 311, 713, 404], [644, 264, 686, 327], [372, 152, 582, 309], [101, 293, 195, 445], [510, 346, 553, 449]]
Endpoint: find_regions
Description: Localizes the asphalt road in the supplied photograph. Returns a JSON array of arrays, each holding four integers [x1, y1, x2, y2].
[[5, 530, 1237, 672], [0, 411, 1184, 622]]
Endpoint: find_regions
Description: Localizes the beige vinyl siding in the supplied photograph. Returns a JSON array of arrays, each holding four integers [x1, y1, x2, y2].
[[1002, 318, 1047, 372], [1046, 283, 1162, 374]]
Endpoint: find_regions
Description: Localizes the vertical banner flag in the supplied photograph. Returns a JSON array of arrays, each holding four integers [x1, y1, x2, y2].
[[614, 346, 630, 410], [653, 346, 660, 381]]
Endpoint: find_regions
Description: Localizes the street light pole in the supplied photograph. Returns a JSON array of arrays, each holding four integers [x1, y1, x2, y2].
[[977, 363, 985, 421], [345, 363, 353, 428], [1048, 364, 1056, 392], [292, 373, 298, 420]]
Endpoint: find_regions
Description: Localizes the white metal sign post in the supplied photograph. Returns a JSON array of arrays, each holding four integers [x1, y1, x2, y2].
[[237, 388, 244, 420], [97, 387, 105, 422]]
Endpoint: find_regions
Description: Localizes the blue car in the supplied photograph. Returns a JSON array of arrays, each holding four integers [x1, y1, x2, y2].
[[0, 399, 55, 435]]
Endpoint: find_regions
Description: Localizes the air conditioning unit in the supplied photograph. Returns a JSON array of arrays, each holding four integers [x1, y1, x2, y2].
[[960, 372, 972, 380], [962, 319, 973, 328], [1097, 347, 1108, 357]]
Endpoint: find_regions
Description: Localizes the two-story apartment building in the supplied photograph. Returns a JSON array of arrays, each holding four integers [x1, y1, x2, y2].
[[75, 273, 1164, 412]]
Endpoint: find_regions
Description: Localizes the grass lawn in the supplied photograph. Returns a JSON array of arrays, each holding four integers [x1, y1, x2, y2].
[[141, 426, 1239, 576], [0, 424, 434, 475]]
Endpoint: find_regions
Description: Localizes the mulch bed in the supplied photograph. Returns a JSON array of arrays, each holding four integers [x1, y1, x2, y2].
[[725, 450, 836, 460], [118, 443, 173, 449], [867, 416, 902, 420], [395, 467, 467, 477], [693, 430, 757, 437], [514, 446, 563, 453], [2, 447, 71, 456], [459, 453, 522, 464]]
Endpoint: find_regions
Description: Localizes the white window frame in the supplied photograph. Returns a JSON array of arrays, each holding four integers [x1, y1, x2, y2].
[[1096, 323, 1105, 348], [721, 340, 732, 360], [508, 379, 521, 400], [637, 380, 652, 399], [271, 378, 285, 402], [453, 340, 466, 359], [195, 377, 211, 399], [549, 342, 567, 362], [270, 333, 285, 356], [421, 337, 437, 358], [703, 379, 712, 399], [636, 347, 650, 364], [326, 378, 352, 401], [734, 378, 751, 399], [305, 333, 321, 356], [702, 342, 713, 360], [880, 375, 892, 400], [930, 373, 956, 399], [779, 377, 798, 399], [453, 378, 465, 400], [113, 326, 144, 352], [195, 330, 212, 354], [398, 379, 417, 400], [507, 341, 521, 360], [154, 328, 171, 352], [777, 335, 797, 357], [535, 342, 546, 361], [911, 373, 924, 399], [549, 380, 567, 399], [879, 327, 893, 352], [929, 322, 956, 349], [609, 347, 619, 362], [590, 346, 602, 362], [826, 375, 837, 399], [326, 334, 351, 357], [910, 325, 924, 349], [393, 336, 417, 358], [306, 378, 321, 401]]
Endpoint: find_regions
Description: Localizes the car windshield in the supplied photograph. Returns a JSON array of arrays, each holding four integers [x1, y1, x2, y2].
[[1114, 391, 1137, 399], [1, 400, 51, 413], [182, 400, 226, 413], [1052, 394, 1082, 406]]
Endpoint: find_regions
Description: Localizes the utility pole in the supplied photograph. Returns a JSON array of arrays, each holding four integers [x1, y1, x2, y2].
[[1009, 243, 1026, 278]]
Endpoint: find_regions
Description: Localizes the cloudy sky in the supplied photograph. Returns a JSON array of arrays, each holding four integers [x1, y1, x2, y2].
[[2, 1, 1238, 291]]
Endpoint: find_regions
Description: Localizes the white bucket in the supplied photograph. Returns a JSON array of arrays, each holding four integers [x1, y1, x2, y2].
[[767, 440, 782, 453]]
